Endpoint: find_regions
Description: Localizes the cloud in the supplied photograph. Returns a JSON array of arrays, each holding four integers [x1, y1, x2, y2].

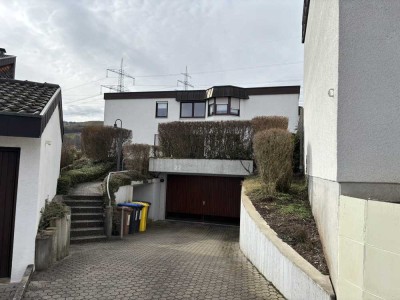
[[1, 0, 304, 121]]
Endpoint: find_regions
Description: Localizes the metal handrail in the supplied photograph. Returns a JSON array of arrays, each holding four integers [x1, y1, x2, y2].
[[106, 170, 130, 207]]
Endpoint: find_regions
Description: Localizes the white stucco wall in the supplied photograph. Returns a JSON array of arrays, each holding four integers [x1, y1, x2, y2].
[[0, 136, 40, 282], [337, 0, 400, 183], [37, 107, 63, 227], [303, 0, 339, 181], [104, 93, 299, 145], [0, 107, 62, 282]]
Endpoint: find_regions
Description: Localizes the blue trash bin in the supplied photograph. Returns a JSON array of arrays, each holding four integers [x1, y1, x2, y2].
[[117, 203, 144, 234]]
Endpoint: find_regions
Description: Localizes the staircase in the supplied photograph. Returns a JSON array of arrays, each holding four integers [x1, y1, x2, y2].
[[63, 195, 107, 243]]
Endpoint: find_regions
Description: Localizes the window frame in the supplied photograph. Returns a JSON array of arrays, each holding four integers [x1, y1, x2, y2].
[[208, 97, 240, 116], [155, 101, 168, 118], [180, 101, 206, 118]]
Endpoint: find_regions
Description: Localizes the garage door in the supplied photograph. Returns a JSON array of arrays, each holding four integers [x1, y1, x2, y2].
[[166, 175, 243, 223], [0, 148, 20, 278]]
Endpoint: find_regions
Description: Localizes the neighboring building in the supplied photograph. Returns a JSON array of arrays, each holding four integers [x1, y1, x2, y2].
[[303, 1, 400, 298], [0, 49, 16, 79], [0, 79, 63, 282], [104, 85, 300, 145]]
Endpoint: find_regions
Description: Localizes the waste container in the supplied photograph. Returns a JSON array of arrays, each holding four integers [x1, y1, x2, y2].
[[117, 203, 143, 234], [114, 206, 133, 236], [133, 202, 151, 232]]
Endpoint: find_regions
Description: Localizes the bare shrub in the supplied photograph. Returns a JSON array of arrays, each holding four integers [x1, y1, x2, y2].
[[253, 128, 294, 194], [123, 144, 151, 175], [251, 116, 288, 133], [60, 144, 75, 168], [81, 125, 132, 162], [158, 121, 253, 159]]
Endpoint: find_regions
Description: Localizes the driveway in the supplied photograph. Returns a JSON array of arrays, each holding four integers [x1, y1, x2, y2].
[[23, 221, 283, 300]]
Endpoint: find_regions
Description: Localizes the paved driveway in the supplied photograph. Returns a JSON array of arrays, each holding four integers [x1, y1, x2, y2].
[[23, 221, 283, 300]]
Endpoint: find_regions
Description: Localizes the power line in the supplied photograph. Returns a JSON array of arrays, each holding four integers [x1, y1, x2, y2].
[[63, 77, 107, 91]]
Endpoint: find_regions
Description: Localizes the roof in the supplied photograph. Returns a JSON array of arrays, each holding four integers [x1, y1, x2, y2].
[[104, 85, 300, 101], [302, 0, 310, 43], [0, 79, 64, 138]]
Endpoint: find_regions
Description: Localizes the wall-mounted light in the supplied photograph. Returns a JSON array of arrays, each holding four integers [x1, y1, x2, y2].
[[328, 88, 335, 98]]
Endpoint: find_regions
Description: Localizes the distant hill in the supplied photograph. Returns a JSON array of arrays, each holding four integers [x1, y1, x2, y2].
[[63, 121, 103, 148], [64, 121, 104, 134]]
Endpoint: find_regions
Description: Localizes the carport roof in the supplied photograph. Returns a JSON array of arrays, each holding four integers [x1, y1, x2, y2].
[[0, 79, 64, 138]]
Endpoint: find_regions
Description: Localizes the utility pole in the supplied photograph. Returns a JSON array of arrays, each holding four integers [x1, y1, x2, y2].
[[177, 66, 193, 90], [102, 58, 135, 92]]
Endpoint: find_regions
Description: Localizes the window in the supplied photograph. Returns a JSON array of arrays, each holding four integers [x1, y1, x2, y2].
[[208, 97, 240, 116], [180, 102, 206, 118], [156, 102, 168, 118]]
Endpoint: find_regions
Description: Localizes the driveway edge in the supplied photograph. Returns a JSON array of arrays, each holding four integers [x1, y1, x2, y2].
[[12, 264, 34, 300]]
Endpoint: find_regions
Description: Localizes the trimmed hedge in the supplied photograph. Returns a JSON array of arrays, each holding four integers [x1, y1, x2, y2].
[[123, 144, 151, 175], [158, 121, 253, 160], [253, 128, 294, 194], [81, 125, 132, 162], [57, 161, 114, 195], [251, 116, 288, 133]]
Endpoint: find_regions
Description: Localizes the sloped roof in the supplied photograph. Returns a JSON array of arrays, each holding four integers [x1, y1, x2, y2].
[[0, 79, 59, 114], [0, 79, 64, 138]]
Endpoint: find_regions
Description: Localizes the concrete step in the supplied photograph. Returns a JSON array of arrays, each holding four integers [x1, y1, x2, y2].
[[64, 199, 104, 207], [71, 235, 107, 244], [71, 206, 103, 214], [71, 213, 104, 221], [70, 227, 104, 237], [65, 195, 103, 200], [71, 220, 104, 229]]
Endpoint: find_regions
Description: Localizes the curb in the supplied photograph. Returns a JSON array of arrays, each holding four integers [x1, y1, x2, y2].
[[12, 265, 34, 300]]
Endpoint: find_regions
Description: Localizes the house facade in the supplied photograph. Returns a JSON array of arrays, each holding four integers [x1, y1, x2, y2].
[[0, 79, 63, 282], [104, 85, 300, 145], [303, 0, 400, 298]]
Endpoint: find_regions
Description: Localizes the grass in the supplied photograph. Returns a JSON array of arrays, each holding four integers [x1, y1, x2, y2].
[[243, 175, 311, 219]]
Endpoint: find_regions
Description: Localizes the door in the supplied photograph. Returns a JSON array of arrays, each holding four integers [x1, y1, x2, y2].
[[166, 175, 242, 223], [0, 148, 20, 278]]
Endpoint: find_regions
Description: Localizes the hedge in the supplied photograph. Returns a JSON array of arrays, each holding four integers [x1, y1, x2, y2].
[[81, 125, 132, 162], [123, 144, 151, 175], [158, 121, 253, 160], [253, 128, 294, 194], [105, 171, 152, 202], [57, 161, 114, 195], [251, 116, 288, 133]]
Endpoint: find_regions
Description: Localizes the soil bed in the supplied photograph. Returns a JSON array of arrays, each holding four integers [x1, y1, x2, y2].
[[244, 176, 329, 275]]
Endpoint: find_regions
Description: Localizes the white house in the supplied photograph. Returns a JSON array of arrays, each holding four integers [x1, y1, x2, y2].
[[303, 0, 400, 298], [104, 85, 300, 145], [0, 79, 63, 282]]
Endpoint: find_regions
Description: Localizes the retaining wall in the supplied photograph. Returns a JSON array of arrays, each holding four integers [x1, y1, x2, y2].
[[240, 189, 335, 300]]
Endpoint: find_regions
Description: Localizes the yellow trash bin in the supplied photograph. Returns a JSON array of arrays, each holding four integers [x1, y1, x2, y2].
[[133, 202, 150, 232]]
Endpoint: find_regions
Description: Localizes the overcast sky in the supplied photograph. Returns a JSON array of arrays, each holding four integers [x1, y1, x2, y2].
[[0, 0, 304, 122]]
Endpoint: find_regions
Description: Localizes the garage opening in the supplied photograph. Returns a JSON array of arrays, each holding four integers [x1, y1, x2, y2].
[[166, 175, 243, 225], [0, 147, 20, 279]]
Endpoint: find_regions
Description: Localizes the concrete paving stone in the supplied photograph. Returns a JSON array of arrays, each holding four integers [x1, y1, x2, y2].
[[22, 221, 284, 299]]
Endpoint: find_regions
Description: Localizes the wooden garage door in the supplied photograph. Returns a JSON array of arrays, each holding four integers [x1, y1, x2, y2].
[[0, 148, 20, 278], [166, 175, 243, 221]]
